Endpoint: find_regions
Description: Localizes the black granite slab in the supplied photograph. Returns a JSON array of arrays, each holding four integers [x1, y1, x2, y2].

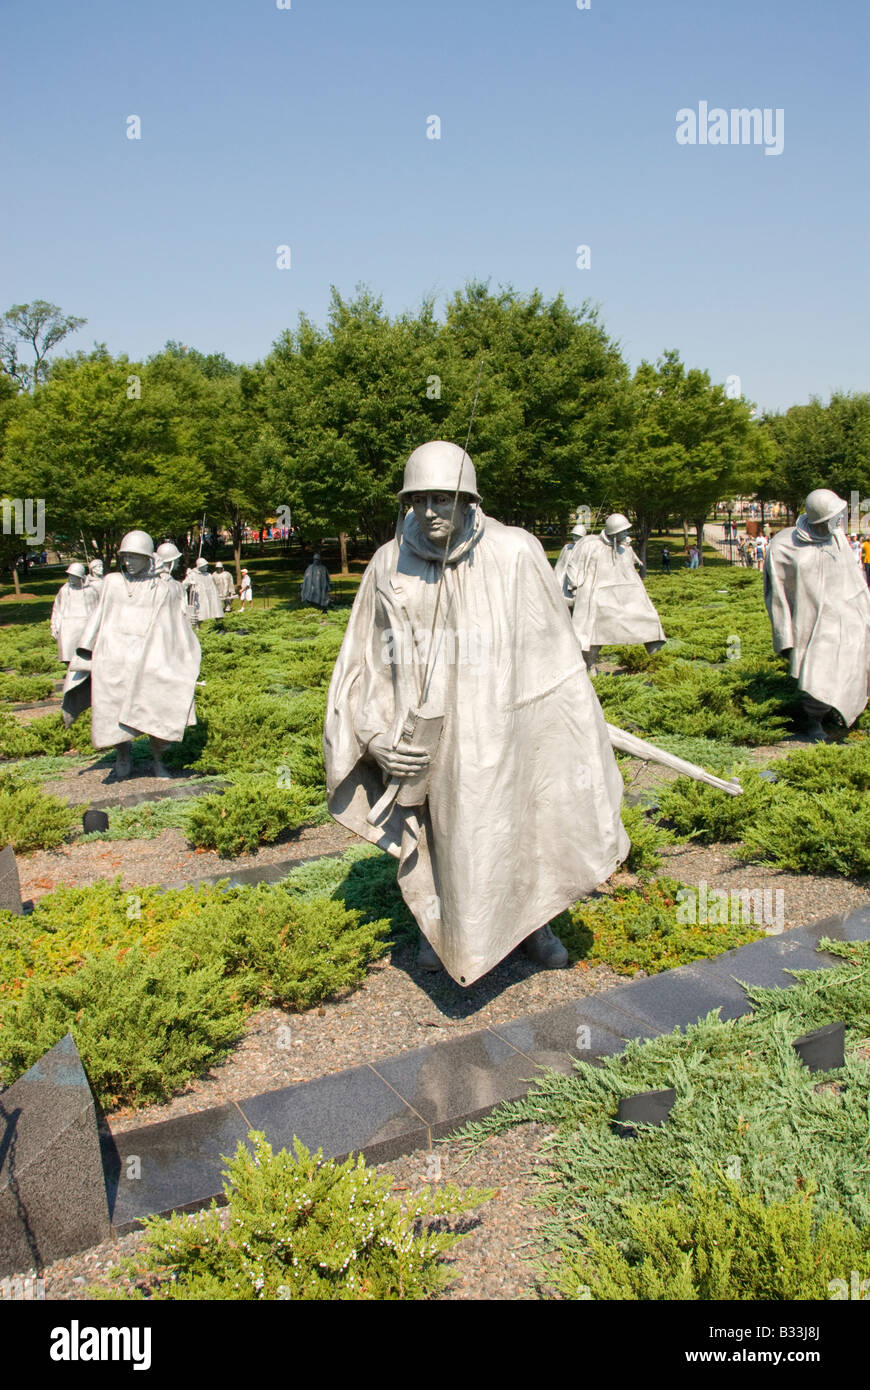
[[369, 1029, 553, 1139], [490, 996, 661, 1069], [0, 1034, 111, 1274], [238, 1065, 430, 1168], [0, 844, 23, 916], [600, 962, 753, 1033], [93, 908, 870, 1239], [108, 1103, 252, 1233], [698, 932, 841, 992]]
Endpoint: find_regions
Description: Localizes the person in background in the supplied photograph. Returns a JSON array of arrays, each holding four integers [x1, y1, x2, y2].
[[849, 534, 862, 564], [862, 533, 870, 587], [239, 568, 252, 611], [661, 544, 671, 574]]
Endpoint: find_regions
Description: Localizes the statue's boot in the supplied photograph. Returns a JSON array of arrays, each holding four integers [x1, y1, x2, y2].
[[523, 923, 569, 969], [583, 645, 601, 677], [417, 933, 443, 972], [802, 695, 831, 744], [111, 742, 132, 781], [150, 735, 173, 779]]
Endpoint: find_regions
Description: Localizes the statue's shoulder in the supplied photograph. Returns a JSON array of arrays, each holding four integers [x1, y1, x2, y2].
[[481, 517, 544, 559]]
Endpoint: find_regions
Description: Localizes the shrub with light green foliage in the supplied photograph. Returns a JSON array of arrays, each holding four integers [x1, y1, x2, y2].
[[458, 940, 870, 1292], [0, 672, 55, 703], [742, 785, 870, 878], [1, 945, 246, 1109], [558, 1175, 870, 1301], [0, 875, 390, 1108], [99, 1133, 491, 1301], [0, 772, 79, 851], [655, 765, 774, 844], [560, 876, 763, 975], [619, 802, 673, 876], [0, 709, 94, 760], [184, 776, 327, 856]]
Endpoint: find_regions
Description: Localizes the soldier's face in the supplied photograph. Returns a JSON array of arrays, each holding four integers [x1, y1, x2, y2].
[[409, 493, 470, 547], [121, 552, 150, 576]]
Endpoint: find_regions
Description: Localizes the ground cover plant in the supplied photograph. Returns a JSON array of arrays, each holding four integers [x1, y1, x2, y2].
[[0, 876, 390, 1108], [595, 569, 799, 746], [556, 875, 764, 976], [98, 1133, 491, 1301], [457, 939, 870, 1300], [654, 739, 870, 879], [0, 769, 79, 851]]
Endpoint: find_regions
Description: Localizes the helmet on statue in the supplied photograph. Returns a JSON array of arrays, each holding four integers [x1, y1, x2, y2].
[[118, 530, 154, 557], [804, 489, 847, 525], [66, 562, 87, 578], [603, 513, 632, 538], [398, 441, 480, 501]]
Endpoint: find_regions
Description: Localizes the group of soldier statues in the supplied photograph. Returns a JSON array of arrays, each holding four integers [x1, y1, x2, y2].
[[47, 453, 870, 986]]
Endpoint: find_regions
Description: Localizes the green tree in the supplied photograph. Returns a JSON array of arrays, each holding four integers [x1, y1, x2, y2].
[[2, 348, 208, 563], [606, 351, 758, 564], [265, 286, 449, 560], [0, 301, 87, 392]]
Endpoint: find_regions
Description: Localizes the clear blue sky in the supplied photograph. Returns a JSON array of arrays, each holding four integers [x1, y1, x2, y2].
[[2, 0, 867, 413]]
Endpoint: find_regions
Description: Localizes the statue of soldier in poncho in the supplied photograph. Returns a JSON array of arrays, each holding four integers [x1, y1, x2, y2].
[[212, 561, 236, 612], [182, 557, 223, 625], [323, 441, 629, 986], [566, 513, 666, 674], [301, 553, 331, 610], [86, 558, 104, 593], [764, 488, 870, 741], [553, 521, 587, 605], [50, 563, 100, 664], [63, 530, 201, 780]]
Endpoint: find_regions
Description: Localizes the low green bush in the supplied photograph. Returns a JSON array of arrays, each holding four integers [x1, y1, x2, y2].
[[0, 709, 94, 760], [0, 773, 79, 852], [0, 672, 55, 703], [458, 941, 870, 1282], [184, 777, 327, 856], [620, 802, 673, 876], [742, 785, 870, 878], [558, 1175, 870, 1301], [0, 875, 391, 1108], [1, 945, 246, 1109], [655, 766, 774, 844], [561, 876, 763, 975], [100, 1132, 491, 1300]]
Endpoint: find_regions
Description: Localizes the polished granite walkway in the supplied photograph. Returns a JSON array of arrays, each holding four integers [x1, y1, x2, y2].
[[102, 905, 870, 1233]]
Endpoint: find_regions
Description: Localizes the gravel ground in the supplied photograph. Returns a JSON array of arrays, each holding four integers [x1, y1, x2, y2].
[[11, 1123, 554, 1302], [17, 823, 358, 903]]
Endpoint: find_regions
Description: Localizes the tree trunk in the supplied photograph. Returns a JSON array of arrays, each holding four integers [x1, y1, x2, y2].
[[339, 531, 349, 576], [682, 517, 690, 547], [11, 562, 21, 596], [232, 516, 244, 586], [694, 518, 705, 566]]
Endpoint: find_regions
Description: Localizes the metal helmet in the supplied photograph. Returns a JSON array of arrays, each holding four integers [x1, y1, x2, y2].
[[398, 441, 480, 501], [88, 559, 103, 575], [604, 513, 632, 538], [571, 523, 587, 538], [195, 556, 209, 570], [155, 542, 182, 564], [118, 529, 154, 557], [66, 562, 87, 578], [215, 561, 223, 570], [804, 489, 847, 525]]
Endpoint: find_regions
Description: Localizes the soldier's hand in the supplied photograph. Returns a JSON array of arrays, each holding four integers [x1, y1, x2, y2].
[[368, 733, 431, 779]]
